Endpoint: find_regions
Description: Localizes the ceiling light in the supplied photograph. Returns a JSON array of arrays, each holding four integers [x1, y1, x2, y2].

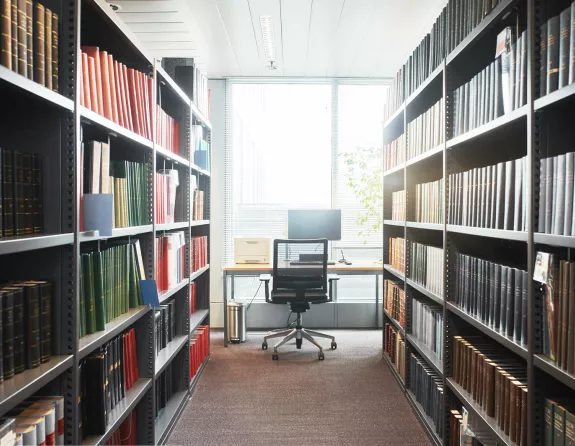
[[259, 15, 276, 63]]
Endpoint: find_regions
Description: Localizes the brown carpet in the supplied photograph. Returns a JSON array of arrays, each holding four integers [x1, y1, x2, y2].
[[167, 330, 432, 446]]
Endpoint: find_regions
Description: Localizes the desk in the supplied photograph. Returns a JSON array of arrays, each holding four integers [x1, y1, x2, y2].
[[222, 262, 383, 346]]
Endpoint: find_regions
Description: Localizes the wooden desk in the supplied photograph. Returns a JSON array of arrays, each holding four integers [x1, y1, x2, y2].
[[222, 262, 383, 346]]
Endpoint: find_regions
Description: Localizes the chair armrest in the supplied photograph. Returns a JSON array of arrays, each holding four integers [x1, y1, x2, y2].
[[259, 274, 272, 303], [328, 274, 339, 301]]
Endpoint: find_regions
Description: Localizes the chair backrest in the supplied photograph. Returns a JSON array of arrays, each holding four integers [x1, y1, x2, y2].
[[272, 239, 328, 298]]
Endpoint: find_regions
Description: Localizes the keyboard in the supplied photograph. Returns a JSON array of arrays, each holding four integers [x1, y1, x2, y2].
[[290, 260, 336, 265]]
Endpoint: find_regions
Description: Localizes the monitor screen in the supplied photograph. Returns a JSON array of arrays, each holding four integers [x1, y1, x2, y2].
[[287, 210, 342, 241]]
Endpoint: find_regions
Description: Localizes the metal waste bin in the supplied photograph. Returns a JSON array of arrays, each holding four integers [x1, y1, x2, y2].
[[227, 301, 246, 343]]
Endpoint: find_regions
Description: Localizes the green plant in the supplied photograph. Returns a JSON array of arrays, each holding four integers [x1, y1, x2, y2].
[[341, 146, 383, 243]]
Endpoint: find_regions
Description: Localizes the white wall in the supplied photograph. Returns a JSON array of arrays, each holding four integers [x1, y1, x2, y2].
[[209, 79, 226, 328]]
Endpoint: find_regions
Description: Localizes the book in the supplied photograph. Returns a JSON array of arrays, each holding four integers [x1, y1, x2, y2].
[[560, 7, 571, 89], [415, 178, 444, 224], [383, 280, 405, 328], [409, 353, 444, 439], [412, 298, 443, 362], [407, 98, 444, 158], [156, 231, 186, 293], [410, 242, 444, 296], [391, 190, 406, 221], [539, 153, 575, 236], [384, 134, 405, 171], [383, 323, 406, 381], [548, 15, 560, 95]]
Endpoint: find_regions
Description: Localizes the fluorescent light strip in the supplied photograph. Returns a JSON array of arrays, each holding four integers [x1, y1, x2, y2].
[[259, 15, 275, 62]]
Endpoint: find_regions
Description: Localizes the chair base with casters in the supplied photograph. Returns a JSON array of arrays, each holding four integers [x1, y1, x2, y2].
[[261, 312, 336, 361]]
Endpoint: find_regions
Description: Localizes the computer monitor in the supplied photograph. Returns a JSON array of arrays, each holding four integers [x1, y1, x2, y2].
[[287, 210, 342, 241]]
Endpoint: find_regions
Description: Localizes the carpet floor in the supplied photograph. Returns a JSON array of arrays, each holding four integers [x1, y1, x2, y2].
[[167, 330, 432, 446]]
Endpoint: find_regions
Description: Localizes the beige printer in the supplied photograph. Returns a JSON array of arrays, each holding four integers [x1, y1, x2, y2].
[[234, 237, 271, 264]]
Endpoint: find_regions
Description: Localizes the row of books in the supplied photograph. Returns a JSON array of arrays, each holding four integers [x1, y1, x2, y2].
[[412, 299, 444, 362], [155, 361, 183, 419], [80, 329, 139, 437], [80, 47, 152, 140], [154, 301, 177, 355], [410, 242, 444, 297], [0, 395, 64, 446], [163, 59, 210, 118], [391, 190, 406, 221], [0, 0, 58, 91], [155, 169, 180, 225], [383, 323, 406, 382], [447, 156, 528, 231], [191, 236, 208, 273], [538, 153, 575, 236], [192, 125, 210, 171], [0, 281, 52, 378], [407, 98, 444, 160], [449, 409, 490, 446], [79, 240, 145, 338], [190, 326, 209, 379], [384, 0, 503, 120], [384, 134, 404, 172], [452, 28, 527, 138], [537, 252, 575, 373], [383, 280, 405, 329], [388, 237, 405, 274], [155, 106, 180, 154], [192, 190, 205, 221], [409, 353, 444, 440], [105, 411, 136, 446], [156, 231, 186, 294], [453, 252, 528, 346], [540, 4, 575, 98], [453, 335, 527, 445], [1, 149, 44, 237], [545, 398, 575, 446], [415, 178, 444, 224]]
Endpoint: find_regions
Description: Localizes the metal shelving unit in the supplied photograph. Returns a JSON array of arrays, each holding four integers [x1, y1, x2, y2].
[[0, 0, 212, 443]]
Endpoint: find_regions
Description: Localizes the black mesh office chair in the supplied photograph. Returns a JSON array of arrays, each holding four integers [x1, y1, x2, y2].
[[259, 239, 339, 360]]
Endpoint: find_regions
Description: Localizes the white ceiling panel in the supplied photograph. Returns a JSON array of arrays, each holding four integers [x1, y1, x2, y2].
[[279, 0, 312, 77], [244, 0, 284, 76]]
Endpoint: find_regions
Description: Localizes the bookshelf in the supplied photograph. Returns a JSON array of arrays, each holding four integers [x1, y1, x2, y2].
[[380, 0, 575, 444], [0, 0, 212, 443]]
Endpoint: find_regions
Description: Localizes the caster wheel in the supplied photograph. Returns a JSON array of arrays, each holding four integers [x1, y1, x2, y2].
[[296, 338, 302, 349], [318, 352, 325, 360], [272, 354, 279, 360], [262, 342, 268, 350], [331, 342, 337, 350]]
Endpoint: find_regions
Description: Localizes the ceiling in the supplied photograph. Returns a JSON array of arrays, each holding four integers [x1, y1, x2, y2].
[[110, 0, 447, 78]]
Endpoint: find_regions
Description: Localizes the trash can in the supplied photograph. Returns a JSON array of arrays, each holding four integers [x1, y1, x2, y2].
[[227, 301, 246, 343]]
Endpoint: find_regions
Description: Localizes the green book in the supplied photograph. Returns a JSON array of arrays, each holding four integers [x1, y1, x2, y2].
[[79, 267, 85, 338], [556, 403, 567, 446], [93, 251, 106, 331], [81, 254, 95, 335]]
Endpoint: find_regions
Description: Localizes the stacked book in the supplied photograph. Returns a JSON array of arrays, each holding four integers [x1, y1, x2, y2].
[[388, 237, 405, 274], [384, 323, 406, 382], [0, 281, 53, 376], [191, 235, 208, 273], [1, 149, 44, 237], [155, 106, 180, 154], [80, 47, 152, 139], [540, 4, 575, 98], [545, 399, 575, 445], [538, 152, 575, 236], [157, 231, 186, 293], [452, 28, 526, 137], [391, 190, 406, 221], [192, 125, 210, 171], [384, 134, 405, 172], [156, 169, 180, 225], [447, 156, 528, 231], [410, 242, 444, 297], [192, 190, 205, 220], [190, 325, 209, 379], [538, 252, 575, 372], [415, 178, 444, 224], [0, 0, 59, 91], [453, 252, 528, 346], [384, 280, 405, 328], [409, 353, 444, 440], [79, 328, 139, 437], [452, 336, 527, 445], [154, 301, 176, 355], [412, 299, 444, 362], [79, 241, 145, 338], [407, 98, 444, 160], [105, 411, 136, 446]]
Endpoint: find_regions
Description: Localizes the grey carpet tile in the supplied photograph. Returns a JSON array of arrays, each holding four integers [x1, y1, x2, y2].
[[166, 329, 433, 446]]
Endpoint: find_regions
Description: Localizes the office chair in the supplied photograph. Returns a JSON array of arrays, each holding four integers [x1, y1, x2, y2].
[[259, 239, 339, 360]]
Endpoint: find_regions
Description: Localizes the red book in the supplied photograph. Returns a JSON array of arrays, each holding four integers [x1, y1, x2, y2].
[[135, 71, 145, 137], [108, 54, 119, 124], [119, 411, 137, 445], [127, 69, 141, 135], [122, 64, 133, 132], [113, 61, 124, 127], [100, 51, 113, 120], [148, 76, 154, 140], [81, 52, 90, 110], [87, 56, 99, 114], [81, 46, 104, 115]]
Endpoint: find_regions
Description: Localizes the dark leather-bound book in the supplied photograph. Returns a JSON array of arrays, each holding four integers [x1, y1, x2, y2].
[[506, 267, 515, 337], [548, 15, 560, 94], [500, 265, 508, 332], [1, 289, 13, 378], [31, 154, 42, 233], [15, 0, 24, 76], [514, 268, 522, 343], [51, 12, 57, 91], [21, 153, 32, 234], [84, 353, 108, 435], [9, 0, 15, 69], [21, 283, 40, 369], [11, 151, 25, 236], [26, 281, 50, 362], [44, 8, 51, 90], [568, 262, 575, 374], [521, 271, 528, 347], [1, 0, 10, 69], [24, 0, 30, 79], [541, 23, 548, 97], [33, 3, 44, 85], [489, 261, 496, 326], [560, 8, 571, 89], [561, 261, 570, 369], [2, 149, 14, 237], [11, 286, 23, 373]]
